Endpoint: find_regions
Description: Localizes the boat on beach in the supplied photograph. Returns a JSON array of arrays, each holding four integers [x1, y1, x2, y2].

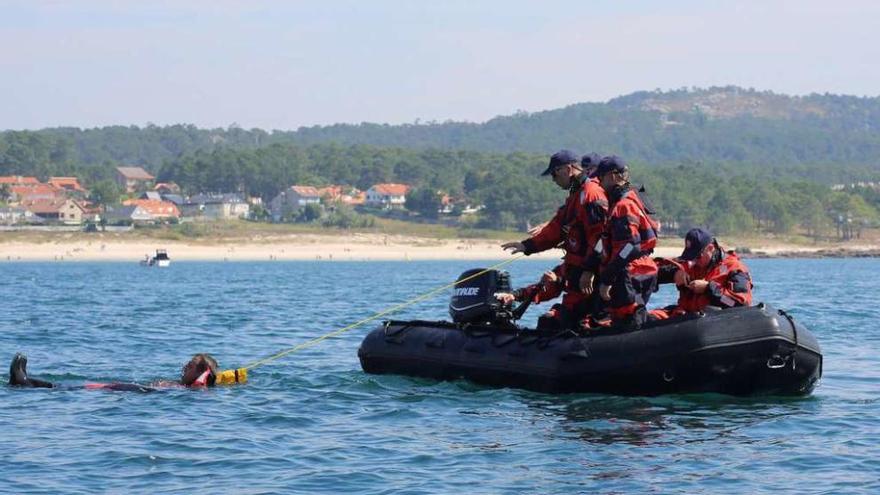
[[140, 249, 171, 267], [358, 269, 823, 397]]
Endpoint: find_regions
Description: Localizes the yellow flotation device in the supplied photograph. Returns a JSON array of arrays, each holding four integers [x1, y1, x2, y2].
[[214, 367, 248, 385]]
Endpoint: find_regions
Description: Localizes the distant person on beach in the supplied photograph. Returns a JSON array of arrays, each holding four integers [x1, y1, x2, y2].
[[7, 352, 242, 392], [650, 228, 753, 319]]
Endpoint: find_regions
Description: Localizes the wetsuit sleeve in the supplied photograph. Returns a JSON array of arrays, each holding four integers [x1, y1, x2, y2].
[[655, 259, 680, 285], [599, 204, 643, 285], [25, 377, 55, 388], [513, 280, 562, 303], [581, 195, 608, 273], [522, 204, 566, 255], [513, 265, 564, 303], [707, 270, 752, 308]]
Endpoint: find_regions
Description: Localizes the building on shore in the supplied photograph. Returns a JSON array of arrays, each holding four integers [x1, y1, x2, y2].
[[0, 176, 41, 187], [20, 198, 86, 225], [269, 186, 322, 222], [47, 177, 86, 193], [180, 193, 250, 220], [0, 206, 41, 225], [122, 199, 180, 221], [115, 166, 155, 193], [8, 184, 62, 203], [365, 183, 410, 209], [104, 204, 154, 225]]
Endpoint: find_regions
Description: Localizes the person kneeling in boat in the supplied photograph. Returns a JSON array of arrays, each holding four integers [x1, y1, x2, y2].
[[495, 264, 599, 330], [8, 352, 245, 391], [650, 228, 753, 320]]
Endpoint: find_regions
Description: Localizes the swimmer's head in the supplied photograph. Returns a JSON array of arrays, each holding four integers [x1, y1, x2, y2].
[[180, 353, 219, 387]]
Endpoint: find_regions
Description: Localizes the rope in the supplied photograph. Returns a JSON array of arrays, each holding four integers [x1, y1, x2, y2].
[[242, 254, 526, 370]]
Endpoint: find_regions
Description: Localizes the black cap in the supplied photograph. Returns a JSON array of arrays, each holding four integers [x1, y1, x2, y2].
[[595, 155, 628, 176], [680, 228, 713, 261], [541, 149, 579, 176], [581, 153, 601, 177]]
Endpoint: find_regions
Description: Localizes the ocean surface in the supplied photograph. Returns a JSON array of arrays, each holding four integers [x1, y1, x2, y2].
[[0, 258, 877, 494]]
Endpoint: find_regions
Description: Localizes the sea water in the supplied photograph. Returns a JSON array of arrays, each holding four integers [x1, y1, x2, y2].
[[0, 259, 878, 494]]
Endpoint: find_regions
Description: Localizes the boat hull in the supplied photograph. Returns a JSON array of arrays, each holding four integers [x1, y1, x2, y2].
[[358, 304, 822, 396]]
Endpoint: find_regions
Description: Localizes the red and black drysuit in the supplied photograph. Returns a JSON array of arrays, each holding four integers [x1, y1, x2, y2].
[[518, 175, 608, 328], [598, 185, 660, 326], [650, 249, 753, 319]]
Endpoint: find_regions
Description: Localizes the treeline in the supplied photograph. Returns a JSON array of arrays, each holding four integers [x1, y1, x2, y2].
[[1, 130, 877, 237], [3, 87, 880, 182], [155, 143, 878, 238]]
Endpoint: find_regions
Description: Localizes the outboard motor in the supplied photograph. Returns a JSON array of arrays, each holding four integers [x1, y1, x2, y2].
[[449, 268, 513, 325]]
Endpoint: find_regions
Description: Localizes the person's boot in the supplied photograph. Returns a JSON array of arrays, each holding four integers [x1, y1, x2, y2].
[[8, 353, 54, 388]]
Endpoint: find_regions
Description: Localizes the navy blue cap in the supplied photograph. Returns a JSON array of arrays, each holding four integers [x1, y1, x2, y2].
[[541, 149, 579, 176], [595, 155, 628, 176], [680, 228, 713, 261], [581, 153, 601, 177]]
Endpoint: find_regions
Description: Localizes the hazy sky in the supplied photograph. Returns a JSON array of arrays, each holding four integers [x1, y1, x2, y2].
[[3, 0, 878, 130]]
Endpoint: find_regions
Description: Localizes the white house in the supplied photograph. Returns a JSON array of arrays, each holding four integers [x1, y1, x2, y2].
[[269, 186, 322, 221], [177, 193, 250, 220], [365, 183, 410, 209]]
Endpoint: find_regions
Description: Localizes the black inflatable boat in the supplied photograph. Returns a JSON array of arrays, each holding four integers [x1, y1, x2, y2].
[[358, 269, 823, 396]]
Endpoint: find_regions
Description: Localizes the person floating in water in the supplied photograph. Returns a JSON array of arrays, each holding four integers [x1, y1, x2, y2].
[[8, 352, 246, 392]]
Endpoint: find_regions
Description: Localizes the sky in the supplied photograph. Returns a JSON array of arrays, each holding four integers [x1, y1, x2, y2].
[[2, 0, 879, 130]]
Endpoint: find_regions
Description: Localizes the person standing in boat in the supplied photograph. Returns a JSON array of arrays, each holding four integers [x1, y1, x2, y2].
[[595, 156, 660, 328], [650, 228, 753, 319], [500, 151, 608, 329]]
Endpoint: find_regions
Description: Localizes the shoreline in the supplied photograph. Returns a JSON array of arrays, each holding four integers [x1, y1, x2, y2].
[[0, 233, 878, 261]]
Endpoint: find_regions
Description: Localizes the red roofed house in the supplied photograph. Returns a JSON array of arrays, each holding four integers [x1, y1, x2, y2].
[[21, 198, 85, 224], [0, 176, 41, 186], [317, 185, 343, 201], [366, 183, 410, 209], [269, 185, 322, 222], [47, 177, 86, 193], [317, 185, 365, 206], [122, 199, 180, 220], [10, 184, 63, 203], [340, 190, 366, 206], [1, 176, 46, 202], [115, 166, 155, 193]]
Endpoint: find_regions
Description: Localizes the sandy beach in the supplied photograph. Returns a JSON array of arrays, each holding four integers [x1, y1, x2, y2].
[[2, 231, 877, 262], [0, 233, 689, 262]]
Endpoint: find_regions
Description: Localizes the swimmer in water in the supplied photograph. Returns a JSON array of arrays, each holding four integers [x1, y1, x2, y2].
[[8, 352, 225, 392]]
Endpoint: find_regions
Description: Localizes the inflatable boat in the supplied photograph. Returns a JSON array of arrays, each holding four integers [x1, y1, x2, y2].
[[358, 269, 823, 396]]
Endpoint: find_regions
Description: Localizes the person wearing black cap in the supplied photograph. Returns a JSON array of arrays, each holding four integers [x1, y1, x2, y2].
[[499, 150, 608, 329], [594, 155, 661, 328], [651, 228, 753, 319]]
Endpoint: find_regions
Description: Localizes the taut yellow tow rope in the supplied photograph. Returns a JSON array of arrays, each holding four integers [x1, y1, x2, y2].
[[241, 254, 526, 371]]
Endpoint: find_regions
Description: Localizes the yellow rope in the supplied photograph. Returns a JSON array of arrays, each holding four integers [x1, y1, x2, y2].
[[242, 254, 525, 371]]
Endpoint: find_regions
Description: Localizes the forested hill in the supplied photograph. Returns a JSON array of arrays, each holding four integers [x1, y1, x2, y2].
[[290, 87, 880, 166], [2, 87, 880, 179]]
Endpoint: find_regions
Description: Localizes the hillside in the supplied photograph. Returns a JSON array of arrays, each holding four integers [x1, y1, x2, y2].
[[2, 87, 880, 181], [288, 87, 880, 168]]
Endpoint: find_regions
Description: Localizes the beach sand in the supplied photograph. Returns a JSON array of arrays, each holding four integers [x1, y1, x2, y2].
[[0, 233, 680, 262], [0, 232, 874, 262]]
